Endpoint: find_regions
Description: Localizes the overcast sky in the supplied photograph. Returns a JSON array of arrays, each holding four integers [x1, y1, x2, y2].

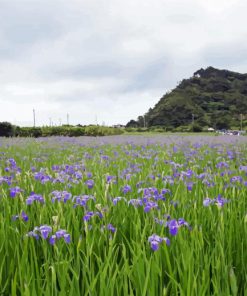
[[0, 0, 247, 126]]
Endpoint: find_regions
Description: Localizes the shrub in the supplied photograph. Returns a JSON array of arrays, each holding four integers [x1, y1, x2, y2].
[[0, 122, 14, 137], [192, 123, 203, 132]]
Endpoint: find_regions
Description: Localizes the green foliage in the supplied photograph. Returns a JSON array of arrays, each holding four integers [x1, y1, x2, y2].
[[192, 123, 203, 132], [18, 127, 42, 138], [84, 125, 124, 136], [7, 126, 124, 138], [0, 122, 15, 137], [138, 67, 247, 130]]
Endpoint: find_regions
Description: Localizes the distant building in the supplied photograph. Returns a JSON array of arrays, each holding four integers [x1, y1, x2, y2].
[[112, 124, 125, 128]]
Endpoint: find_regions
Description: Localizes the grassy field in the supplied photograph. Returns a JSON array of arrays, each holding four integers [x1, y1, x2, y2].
[[0, 135, 246, 295]]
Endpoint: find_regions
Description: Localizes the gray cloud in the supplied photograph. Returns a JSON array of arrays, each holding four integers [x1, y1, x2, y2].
[[0, 0, 247, 125]]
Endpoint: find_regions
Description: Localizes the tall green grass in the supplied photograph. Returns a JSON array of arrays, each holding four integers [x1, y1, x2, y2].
[[0, 137, 246, 295]]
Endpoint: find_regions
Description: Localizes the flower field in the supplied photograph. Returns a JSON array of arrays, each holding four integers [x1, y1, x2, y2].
[[0, 135, 247, 295]]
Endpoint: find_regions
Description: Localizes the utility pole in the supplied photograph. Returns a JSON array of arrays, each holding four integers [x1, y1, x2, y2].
[[67, 113, 69, 125], [33, 109, 36, 127], [240, 113, 243, 131], [143, 115, 146, 128], [192, 114, 195, 126]]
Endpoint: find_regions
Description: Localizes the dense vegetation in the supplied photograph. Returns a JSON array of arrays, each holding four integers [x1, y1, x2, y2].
[[128, 67, 247, 130], [0, 135, 246, 295], [0, 122, 124, 137]]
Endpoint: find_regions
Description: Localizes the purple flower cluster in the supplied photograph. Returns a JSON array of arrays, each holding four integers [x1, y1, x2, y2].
[[26, 193, 45, 205], [51, 190, 72, 203], [34, 171, 52, 184], [141, 187, 170, 202], [144, 201, 158, 213], [203, 195, 230, 207], [49, 229, 71, 245], [73, 195, 95, 207], [128, 199, 143, 207], [0, 176, 12, 185], [27, 225, 70, 244]]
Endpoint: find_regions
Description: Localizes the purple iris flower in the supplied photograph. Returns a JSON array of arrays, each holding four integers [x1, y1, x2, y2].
[[167, 218, 191, 235], [49, 235, 56, 245], [148, 234, 170, 251], [9, 186, 23, 198], [216, 162, 229, 169], [215, 195, 229, 207], [39, 225, 52, 239], [21, 211, 29, 222], [54, 230, 71, 244], [167, 219, 179, 236], [83, 211, 94, 221], [112, 197, 125, 205], [12, 211, 29, 222], [239, 165, 247, 172], [230, 176, 242, 183], [7, 158, 17, 167], [87, 172, 93, 178], [122, 185, 132, 194], [144, 201, 158, 213], [64, 233, 71, 243], [27, 231, 39, 240], [154, 217, 166, 226], [187, 182, 194, 191], [128, 199, 143, 207], [203, 198, 213, 207], [107, 224, 116, 233], [106, 175, 116, 184], [161, 188, 171, 195], [55, 229, 67, 238], [95, 211, 103, 219], [85, 179, 94, 189], [12, 215, 19, 221], [170, 200, 179, 207]]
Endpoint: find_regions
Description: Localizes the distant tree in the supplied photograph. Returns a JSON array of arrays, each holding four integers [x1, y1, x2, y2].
[[137, 116, 144, 127], [126, 120, 139, 128], [192, 123, 203, 132], [0, 122, 14, 137]]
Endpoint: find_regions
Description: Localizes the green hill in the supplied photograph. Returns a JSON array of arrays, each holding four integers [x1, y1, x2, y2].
[[128, 67, 247, 130]]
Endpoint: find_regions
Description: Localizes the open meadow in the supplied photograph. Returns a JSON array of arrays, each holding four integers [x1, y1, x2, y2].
[[0, 135, 247, 295]]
